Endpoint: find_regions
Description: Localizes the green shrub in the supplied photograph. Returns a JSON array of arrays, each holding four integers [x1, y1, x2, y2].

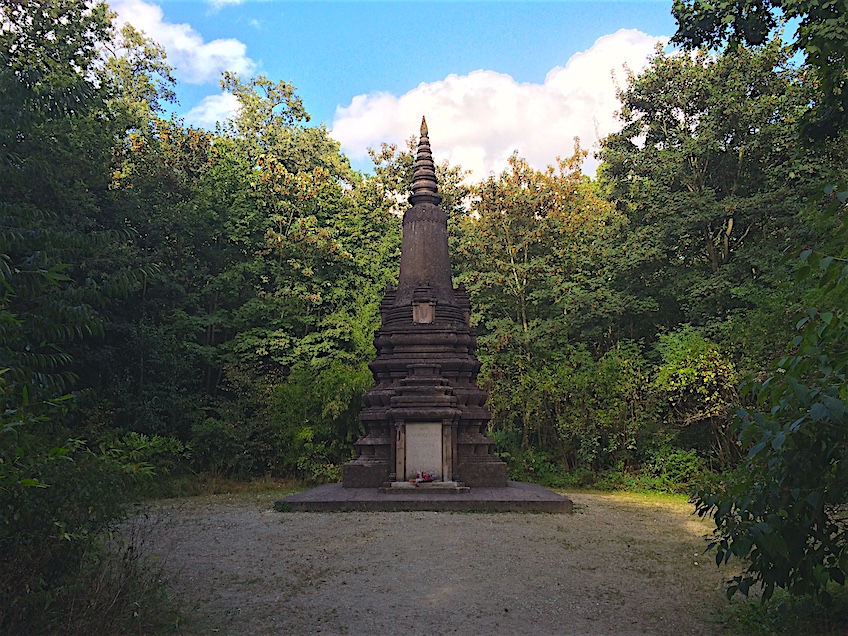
[[725, 585, 848, 635], [652, 326, 740, 468], [645, 447, 706, 488], [0, 421, 167, 633], [487, 342, 649, 474]]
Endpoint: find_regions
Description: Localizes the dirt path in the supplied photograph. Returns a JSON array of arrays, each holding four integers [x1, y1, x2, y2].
[[141, 491, 736, 635]]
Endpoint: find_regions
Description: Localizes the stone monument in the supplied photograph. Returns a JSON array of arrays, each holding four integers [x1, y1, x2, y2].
[[343, 118, 507, 489]]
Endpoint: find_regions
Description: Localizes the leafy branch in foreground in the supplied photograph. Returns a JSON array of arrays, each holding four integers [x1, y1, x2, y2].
[[694, 184, 848, 602]]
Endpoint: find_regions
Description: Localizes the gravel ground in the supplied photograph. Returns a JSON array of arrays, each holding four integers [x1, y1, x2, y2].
[[140, 491, 736, 636]]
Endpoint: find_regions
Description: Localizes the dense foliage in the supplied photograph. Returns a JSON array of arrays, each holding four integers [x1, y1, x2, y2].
[[1, 0, 846, 628], [672, 0, 848, 140], [694, 186, 848, 603], [0, 2, 180, 631], [666, 3, 848, 606]]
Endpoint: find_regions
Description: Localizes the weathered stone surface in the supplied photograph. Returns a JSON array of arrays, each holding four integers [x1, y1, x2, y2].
[[282, 481, 572, 512], [403, 423, 442, 478], [378, 481, 470, 494], [342, 118, 507, 489]]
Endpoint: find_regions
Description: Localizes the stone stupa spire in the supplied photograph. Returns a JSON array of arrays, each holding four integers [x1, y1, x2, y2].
[[409, 116, 442, 206], [395, 116, 453, 305]]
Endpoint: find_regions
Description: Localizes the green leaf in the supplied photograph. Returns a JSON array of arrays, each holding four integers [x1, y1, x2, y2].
[[749, 440, 767, 458], [822, 396, 845, 419], [810, 402, 828, 421]]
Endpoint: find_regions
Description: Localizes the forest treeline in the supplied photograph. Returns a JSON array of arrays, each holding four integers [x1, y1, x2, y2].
[[2, 0, 847, 631]]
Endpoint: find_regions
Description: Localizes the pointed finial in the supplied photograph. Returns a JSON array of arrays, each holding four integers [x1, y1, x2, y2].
[[409, 116, 442, 206]]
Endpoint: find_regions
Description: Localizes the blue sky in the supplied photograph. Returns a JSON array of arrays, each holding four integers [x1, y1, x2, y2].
[[111, 1, 678, 177]]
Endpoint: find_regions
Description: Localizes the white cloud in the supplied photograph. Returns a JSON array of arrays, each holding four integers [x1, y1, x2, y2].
[[207, 0, 246, 10], [184, 92, 240, 129], [110, 0, 257, 85], [331, 29, 666, 179]]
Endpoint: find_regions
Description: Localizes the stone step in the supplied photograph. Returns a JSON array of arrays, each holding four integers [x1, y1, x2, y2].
[[379, 480, 470, 494]]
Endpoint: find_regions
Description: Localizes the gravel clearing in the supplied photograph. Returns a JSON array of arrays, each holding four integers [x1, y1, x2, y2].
[[141, 491, 736, 635]]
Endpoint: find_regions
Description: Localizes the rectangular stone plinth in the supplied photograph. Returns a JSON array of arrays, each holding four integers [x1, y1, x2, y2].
[[342, 461, 391, 489], [278, 481, 573, 513], [458, 461, 508, 488]]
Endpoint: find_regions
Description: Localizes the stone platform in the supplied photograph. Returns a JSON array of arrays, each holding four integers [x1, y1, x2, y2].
[[276, 481, 572, 513]]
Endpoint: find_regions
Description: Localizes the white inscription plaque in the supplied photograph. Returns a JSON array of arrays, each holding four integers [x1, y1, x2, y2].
[[404, 423, 442, 480]]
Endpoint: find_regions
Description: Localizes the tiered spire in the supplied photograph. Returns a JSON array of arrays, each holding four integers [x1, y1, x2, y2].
[[396, 116, 453, 303], [408, 116, 442, 206]]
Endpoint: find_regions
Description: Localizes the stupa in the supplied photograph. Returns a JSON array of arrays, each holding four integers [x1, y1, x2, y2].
[[343, 118, 507, 489]]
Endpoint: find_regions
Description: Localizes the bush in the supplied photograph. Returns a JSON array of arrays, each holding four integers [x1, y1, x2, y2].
[[725, 585, 848, 635], [593, 466, 698, 494], [0, 386, 186, 633], [0, 423, 169, 633], [186, 358, 368, 481], [487, 342, 648, 474], [645, 447, 706, 489], [652, 326, 740, 468], [0, 508, 174, 635]]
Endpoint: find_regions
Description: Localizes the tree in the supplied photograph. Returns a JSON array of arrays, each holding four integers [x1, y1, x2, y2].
[[453, 147, 631, 453], [221, 72, 354, 182], [103, 116, 219, 436], [665, 6, 848, 606], [458, 147, 625, 361], [0, 2, 173, 630], [597, 40, 839, 365], [671, 0, 848, 140], [101, 22, 177, 130], [0, 0, 144, 406]]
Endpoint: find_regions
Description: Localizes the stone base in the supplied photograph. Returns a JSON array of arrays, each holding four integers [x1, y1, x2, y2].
[[342, 460, 391, 489], [457, 461, 508, 488], [379, 481, 470, 494], [278, 481, 572, 513]]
